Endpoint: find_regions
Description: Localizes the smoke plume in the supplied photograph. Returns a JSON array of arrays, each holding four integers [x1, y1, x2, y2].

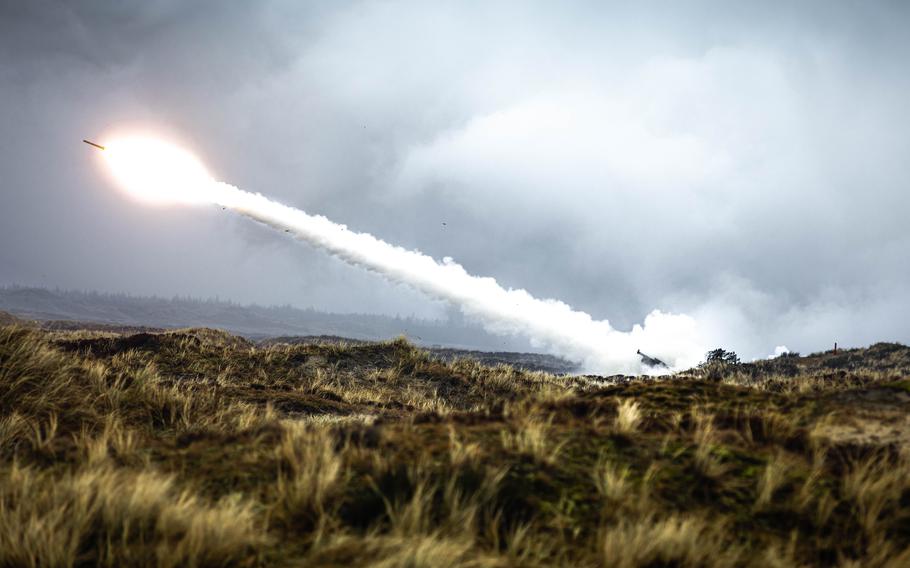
[[103, 137, 705, 374], [212, 183, 705, 374]]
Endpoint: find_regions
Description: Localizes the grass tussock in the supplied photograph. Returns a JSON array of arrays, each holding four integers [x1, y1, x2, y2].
[[593, 456, 631, 503], [272, 421, 344, 529], [614, 398, 643, 434], [1, 322, 909, 565], [0, 462, 264, 567], [600, 514, 742, 568], [500, 413, 565, 464]]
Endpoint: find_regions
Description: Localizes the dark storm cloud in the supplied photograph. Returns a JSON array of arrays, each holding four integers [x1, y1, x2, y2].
[[1, 0, 908, 358]]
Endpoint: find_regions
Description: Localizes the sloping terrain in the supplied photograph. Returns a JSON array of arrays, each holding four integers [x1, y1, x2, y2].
[[4, 307, 576, 374], [0, 286, 556, 354], [1, 323, 909, 566], [263, 334, 577, 373]]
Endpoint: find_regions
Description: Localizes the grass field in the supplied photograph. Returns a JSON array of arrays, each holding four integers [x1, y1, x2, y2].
[[2, 316, 909, 566]]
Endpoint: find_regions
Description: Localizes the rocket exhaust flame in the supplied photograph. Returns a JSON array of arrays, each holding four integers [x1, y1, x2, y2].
[[100, 136, 705, 374]]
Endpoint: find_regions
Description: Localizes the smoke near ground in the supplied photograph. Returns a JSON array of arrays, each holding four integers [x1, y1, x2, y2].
[[214, 181, 704, 374]]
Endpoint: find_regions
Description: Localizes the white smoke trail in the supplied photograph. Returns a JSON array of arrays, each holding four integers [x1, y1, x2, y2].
[[212, 183, 706, 373], [102, 137, 706, 374]]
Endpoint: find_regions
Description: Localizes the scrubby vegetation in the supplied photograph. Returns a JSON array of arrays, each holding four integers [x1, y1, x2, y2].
[[2, 317, 910, 566]]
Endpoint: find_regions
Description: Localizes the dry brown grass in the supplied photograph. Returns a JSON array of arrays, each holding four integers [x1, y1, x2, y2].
[[500, 413, 565, 464], [593, 456, 631, 503], [756, 451, 791, 509], [841, 452, 910, 536], [599, 514, 742, 568], [448, 426, 482, 469], [3, 324, 910, 566], [692, 411, 727, 479], [0, 462, 265, 567], [272, 421, 344, 525], [615, 399, 643, 433]]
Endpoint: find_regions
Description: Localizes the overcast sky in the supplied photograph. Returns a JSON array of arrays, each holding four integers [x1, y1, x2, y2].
[[1, 0, 908, 359]]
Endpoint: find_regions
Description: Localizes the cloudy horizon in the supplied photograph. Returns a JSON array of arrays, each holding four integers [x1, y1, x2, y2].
[[1, 1, 908, 361]]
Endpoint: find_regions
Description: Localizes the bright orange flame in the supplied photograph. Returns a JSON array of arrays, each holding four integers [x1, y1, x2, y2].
[[102, 137, 216, 205]]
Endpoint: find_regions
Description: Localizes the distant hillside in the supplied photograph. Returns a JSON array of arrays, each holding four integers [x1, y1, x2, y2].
[[262, 335, 579, 374], [0, 286, 572, 365]]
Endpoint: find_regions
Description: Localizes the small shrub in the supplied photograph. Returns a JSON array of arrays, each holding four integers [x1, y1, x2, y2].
[[705, 348, 740, 366]]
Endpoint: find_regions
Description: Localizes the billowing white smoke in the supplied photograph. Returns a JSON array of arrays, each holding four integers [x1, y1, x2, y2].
[[211, 183, 705, 374], [103, 137, 706, 374]]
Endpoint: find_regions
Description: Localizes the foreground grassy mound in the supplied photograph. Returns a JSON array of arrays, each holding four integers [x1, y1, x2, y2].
[[1, 325, 909, 566]]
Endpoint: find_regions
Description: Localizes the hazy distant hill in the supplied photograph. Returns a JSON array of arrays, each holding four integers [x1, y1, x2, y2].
[[0, 285, 557, 355]]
